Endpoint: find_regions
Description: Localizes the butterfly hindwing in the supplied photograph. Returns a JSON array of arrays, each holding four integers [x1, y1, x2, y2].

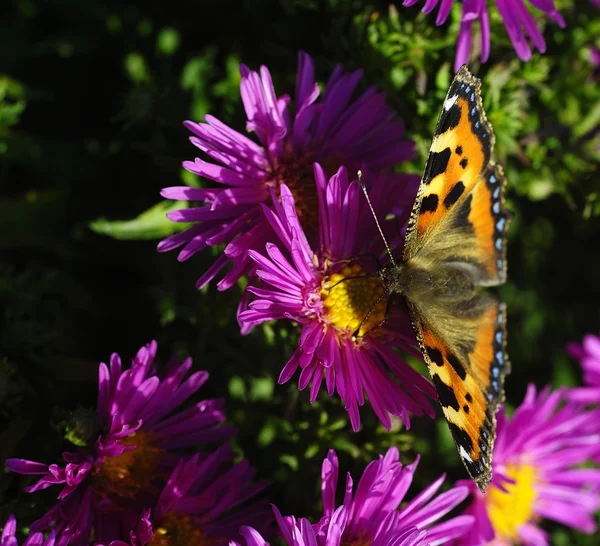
[[414, 298, 509, 492]]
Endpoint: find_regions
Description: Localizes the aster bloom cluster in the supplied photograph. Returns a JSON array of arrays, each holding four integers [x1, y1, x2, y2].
[[159, 44, 437, 431], [232, 447, 474, 546], [4, 342, 268, 546], [159, 51, 415, 314], [238, 165, 436, 430], [402, 0, 566, 70], [456, 384, 600, 545]]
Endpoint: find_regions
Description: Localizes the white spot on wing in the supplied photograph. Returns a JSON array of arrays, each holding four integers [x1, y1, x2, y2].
[[459, 445, 473, 463], [444, 94, 459, 111]]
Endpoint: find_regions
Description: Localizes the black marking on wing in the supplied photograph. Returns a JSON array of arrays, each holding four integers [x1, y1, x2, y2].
[[423, 148, 452, 184], [420, 194, 439, 214], [449, 422, 473, 452], [432, 375, 459, 411], [449, 66, 495, 165], [449, 422, 489, 488], [486, 303, 510, 405], [464, 457, 487, 486], [460, 157, 468, 169], [426, 346, 444, 367], [453, 193, 473, 228], [444, 181, 465, 209], [485, 163, 511, 283], [446, 352, 467, 380], [437, 102, 461, 134]]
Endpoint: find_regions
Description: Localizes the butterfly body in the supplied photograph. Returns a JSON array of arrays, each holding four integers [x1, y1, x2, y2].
[[371, 67, 512, 492], [380, 260, 481, 314]]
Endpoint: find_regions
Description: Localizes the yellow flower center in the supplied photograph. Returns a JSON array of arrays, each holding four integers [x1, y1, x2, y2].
[[92, 430, 163, 499], [321, 264, 387, 338], [487, 463, 538, 542], [149, 513, 216, 546]]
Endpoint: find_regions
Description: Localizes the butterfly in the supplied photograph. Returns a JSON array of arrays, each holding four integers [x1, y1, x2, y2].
[[360, 66, 511, 492]]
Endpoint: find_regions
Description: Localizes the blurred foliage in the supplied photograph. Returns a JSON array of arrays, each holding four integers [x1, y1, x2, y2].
[[1, 0, 599, 543], [0, 77, 26, 154]]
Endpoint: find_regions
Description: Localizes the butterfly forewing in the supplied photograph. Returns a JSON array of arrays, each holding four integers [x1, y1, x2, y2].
[[404, 66, 495, 262]]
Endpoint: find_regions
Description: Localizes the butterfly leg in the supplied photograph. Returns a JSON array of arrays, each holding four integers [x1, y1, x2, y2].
[[351, 286, 392, 339]]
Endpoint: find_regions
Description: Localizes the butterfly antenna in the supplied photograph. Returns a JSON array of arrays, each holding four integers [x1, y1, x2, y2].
[[358, 170, 397, 268]]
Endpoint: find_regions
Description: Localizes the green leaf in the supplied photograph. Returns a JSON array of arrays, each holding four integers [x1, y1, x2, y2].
[[89, 200, 191, 240], [0, 76, 27, 154], [304, 444, 319, 458], [279, 454, 299, 471], [250, 376, 275, 401], [157, 28, 180, 55], [124, 52, 150, 83], [257, 422, 276, 447]]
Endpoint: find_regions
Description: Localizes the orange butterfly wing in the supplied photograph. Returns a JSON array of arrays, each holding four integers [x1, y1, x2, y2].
[[417, 299, 509, 491], [401, 66, 511, 491], [404, 66, 509, 285]]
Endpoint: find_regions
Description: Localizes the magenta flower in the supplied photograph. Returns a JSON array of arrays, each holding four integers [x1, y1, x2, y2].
[[158, 51, 415, 297], [315, 447, 474, 545], [115, 446, 270, 546], [402, 0, 566, 70], [234, 509, 427, 546], [232, 447, 474, 546], [5, 341, 233, 546], [1, 516, 56, 546], [238, 164, 435, 430], [456, 384, 600, 545], [568, 333, 600, 404]]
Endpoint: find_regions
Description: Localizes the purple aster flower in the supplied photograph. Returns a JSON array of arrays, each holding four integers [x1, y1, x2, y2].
[[568, 333, 600, 404], [5, 341, 233, 546], [315, 447, 474, 545], [114, 445, 270, 546], [402, 1, 566, 70], [231, 447, 474, 546], [456, 384, 600, 545], [1, 516, 56, 546], [158, 51, 415, 298], [233, 510, 427, 546], [238, 164, 435, 430]]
